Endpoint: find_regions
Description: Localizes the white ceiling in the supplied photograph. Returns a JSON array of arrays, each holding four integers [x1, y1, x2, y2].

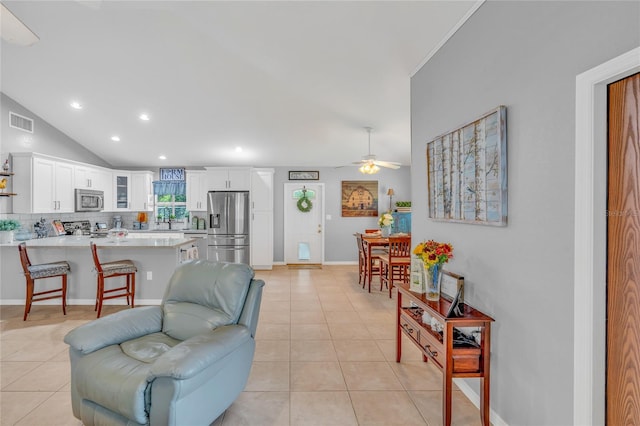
[[1, 1, 478, 169]]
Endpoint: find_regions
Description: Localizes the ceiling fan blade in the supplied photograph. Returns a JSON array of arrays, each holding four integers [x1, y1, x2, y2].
[[373, 160, 401, 169], [352, 160, 367, 165]]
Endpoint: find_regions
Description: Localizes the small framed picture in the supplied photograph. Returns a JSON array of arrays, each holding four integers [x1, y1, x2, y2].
[[410, 257, 425, 294], [441, 270, 464, 306], [289, 171, 319, 180]]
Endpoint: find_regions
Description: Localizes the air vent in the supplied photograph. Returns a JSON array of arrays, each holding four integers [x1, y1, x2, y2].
[[9, 111, 34, 133]]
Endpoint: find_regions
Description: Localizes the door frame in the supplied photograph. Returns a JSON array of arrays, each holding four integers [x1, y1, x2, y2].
[[573, 46, 640, 425], [283, 182, 325, 265]]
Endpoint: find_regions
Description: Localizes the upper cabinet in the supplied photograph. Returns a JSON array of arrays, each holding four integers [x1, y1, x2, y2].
[[205, 167, 250, 190], [75, 164, 113, 210], [12, 153, 75, 213], [130, 171, 154, 211], [111, 171, 153, 211], [113, 171, 131, 211], [186, 170, 207, 211]]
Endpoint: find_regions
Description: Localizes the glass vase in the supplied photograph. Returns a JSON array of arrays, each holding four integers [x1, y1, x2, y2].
[[424, 263, 443, 301], [381, 226, 391, 237]]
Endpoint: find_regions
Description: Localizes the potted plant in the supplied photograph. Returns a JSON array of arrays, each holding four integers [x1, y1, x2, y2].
[[0, 219, 21, 244]]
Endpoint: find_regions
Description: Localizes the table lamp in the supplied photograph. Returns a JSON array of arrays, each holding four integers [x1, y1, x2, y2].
[[387, 188, 395, 211]]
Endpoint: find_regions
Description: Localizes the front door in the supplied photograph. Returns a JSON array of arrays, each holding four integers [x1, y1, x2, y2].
[[607, 72, 640, 425], [284, 183, 324, 265]]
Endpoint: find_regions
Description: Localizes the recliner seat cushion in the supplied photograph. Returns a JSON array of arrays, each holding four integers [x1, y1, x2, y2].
[[162, 261, 254, 340], [120, 332, 180, 364]]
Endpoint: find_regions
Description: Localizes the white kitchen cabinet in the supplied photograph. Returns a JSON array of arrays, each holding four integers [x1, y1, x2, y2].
[[76, 165, 113, 211], [75, 165, 103, 189], [250, 169, 274, 210], [205, 167, 250, 190], [186, 170, 207, 211], [250, 210, 273, 269], [131, 171, 153, 211], [113, 171, 131, 211], [250, 168, 274, 270], [12, 153, 75, 213]]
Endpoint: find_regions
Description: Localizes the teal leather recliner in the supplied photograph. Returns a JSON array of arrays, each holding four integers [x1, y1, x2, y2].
[[64, 260, 265, 426]]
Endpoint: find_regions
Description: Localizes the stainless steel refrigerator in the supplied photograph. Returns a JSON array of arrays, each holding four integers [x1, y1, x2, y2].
[[207, 191, 250, 264]]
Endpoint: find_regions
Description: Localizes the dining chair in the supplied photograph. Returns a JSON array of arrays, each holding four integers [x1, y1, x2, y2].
[[355, 233, 366, 286], [359, 233, 387, 292], [90, 241, 137, 318], [379, 235, 412, 298], [18, 242, 71, 321]]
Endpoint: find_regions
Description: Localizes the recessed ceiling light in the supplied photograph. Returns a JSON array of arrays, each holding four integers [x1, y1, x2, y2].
[[139, 113, 150, 121], [70, 101, 83, 110], [158, 155, 166, 160], [235, 146, 243, 153], [111, 136, 120, 142]]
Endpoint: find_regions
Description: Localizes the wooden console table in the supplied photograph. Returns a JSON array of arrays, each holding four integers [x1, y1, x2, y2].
[[396, 282, 494, 426]]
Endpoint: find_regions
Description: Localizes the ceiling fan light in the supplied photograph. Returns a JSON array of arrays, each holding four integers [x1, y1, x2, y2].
[[359, 162, 380, 174]]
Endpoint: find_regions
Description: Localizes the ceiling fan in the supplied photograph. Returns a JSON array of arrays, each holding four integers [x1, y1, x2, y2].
[[353, 127, 401, 174]]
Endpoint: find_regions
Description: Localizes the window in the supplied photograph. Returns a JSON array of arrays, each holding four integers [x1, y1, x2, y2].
[[155, 193, 187, 221]]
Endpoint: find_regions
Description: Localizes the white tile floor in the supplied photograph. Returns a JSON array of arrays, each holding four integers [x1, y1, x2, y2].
[[0, 265, 484, 425]]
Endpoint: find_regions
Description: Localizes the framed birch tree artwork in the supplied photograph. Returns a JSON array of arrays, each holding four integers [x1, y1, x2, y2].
[[426, 106, 507, 226]]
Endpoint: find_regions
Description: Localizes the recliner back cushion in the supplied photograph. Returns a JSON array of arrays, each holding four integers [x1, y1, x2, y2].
[[162, 260, 254, 341]]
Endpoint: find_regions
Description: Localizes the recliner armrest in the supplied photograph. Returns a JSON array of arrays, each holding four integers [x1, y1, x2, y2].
[[64, 306, 163, 354], [150, 325, 251, 380]]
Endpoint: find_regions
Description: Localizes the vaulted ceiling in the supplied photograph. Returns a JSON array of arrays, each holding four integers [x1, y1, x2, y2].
[[1, 1, 479, 168]]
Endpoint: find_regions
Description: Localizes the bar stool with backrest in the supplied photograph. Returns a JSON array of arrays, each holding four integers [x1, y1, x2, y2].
[[379, 235, 412, 298], [18, 242, 71, 321], [90, 241, 137, 318]]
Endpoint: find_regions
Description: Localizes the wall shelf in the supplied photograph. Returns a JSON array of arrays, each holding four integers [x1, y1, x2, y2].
[[1, 171, 16, 196]]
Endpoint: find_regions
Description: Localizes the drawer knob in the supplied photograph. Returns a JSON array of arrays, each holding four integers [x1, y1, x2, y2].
[[424, 344, 438, 358]]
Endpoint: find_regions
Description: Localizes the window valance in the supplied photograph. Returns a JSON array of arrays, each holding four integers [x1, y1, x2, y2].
[[152, 181, 186, 196]]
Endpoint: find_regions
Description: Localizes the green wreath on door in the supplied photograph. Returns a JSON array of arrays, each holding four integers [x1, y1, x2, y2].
[[296, 187, 313, 212], [297, 195, 312, 212]]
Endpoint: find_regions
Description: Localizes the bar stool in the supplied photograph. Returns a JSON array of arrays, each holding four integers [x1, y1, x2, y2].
[[18, 242, 71, 321], [90, 242, 137, 318]]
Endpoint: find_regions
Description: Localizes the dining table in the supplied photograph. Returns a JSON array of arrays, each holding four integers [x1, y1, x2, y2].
[[361, 234, 389, 293]]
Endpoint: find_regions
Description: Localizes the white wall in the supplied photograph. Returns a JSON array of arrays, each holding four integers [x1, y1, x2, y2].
[[410, 1, 640, 424]]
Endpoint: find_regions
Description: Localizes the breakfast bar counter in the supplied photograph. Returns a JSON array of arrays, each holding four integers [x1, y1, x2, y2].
[[0, 236, 198, 305]]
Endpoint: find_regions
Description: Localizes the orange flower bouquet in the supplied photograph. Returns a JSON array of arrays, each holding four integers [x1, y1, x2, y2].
[[413, 240, 453, 300], [413, 240, 453, 268]]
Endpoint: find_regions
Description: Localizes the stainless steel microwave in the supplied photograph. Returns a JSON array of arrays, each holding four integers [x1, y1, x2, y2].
[[75, 188, 104, 212]]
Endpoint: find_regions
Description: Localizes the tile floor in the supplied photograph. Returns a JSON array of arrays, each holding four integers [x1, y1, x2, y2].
[[1, 265, 484, 425]]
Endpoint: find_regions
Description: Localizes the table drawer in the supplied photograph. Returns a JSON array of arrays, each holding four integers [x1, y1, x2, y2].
[[418, 331, 482, 373], [418, 328, 444, 367], [450, 347, 482, 373], [399, 312, 420, 344]]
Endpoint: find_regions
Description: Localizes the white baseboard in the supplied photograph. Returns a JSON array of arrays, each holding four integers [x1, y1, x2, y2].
[[0, 299, 162, 306], [271, 261, 358, 266], [453, 379, 508, 426]]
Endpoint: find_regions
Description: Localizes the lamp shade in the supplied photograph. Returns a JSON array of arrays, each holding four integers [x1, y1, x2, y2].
[[387, 188, 395, 196]]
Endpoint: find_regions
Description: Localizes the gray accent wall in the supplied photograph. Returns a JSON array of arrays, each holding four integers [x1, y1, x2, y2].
[[410, 1, 639, 424]]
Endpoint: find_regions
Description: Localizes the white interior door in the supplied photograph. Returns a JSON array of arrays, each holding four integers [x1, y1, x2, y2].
[[284, 183, 324, 264]]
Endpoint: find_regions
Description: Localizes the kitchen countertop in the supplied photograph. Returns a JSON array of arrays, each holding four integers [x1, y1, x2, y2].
[[129, 229, 208, 234], [0, 235, 197, 248]]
